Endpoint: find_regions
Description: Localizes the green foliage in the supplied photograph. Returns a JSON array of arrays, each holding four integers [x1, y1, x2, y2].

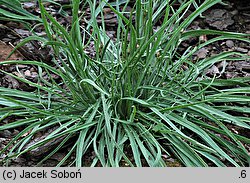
[[0, 0, 70, 27], [0, 0, 41, 24], [0, 0, 250, 167]]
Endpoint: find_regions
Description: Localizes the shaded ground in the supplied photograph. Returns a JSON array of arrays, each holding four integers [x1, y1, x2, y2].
[[0, 0, 249, 166]]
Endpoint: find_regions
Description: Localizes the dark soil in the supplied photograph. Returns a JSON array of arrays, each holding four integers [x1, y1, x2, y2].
[[0, 0, 249, 167]]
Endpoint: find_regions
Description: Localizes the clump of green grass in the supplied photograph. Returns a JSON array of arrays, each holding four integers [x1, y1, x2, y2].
[[0, 0, 250, 167]]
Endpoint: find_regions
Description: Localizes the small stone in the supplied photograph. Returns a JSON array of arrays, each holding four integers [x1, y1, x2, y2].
[[247, 51, 250, 56], [235, 47, 248, 53], [23, 2, 36, 9], [24, 70, 31, 77], [195, 48, 208, 59], [226, 40, 234, 48], [0, 130, 12, 138], [14, 29, 31, 37], [3, 75, 19, 89], [206, 65, 220, 76]]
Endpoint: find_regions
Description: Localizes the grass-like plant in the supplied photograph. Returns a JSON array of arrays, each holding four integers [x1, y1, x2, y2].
[[0, 0, 68, 27], [0, 0, 41, 26], [0, 0, 250, 167]]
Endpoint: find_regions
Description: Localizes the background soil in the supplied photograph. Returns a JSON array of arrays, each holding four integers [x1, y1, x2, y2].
[[0, 0, 249, 166]]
